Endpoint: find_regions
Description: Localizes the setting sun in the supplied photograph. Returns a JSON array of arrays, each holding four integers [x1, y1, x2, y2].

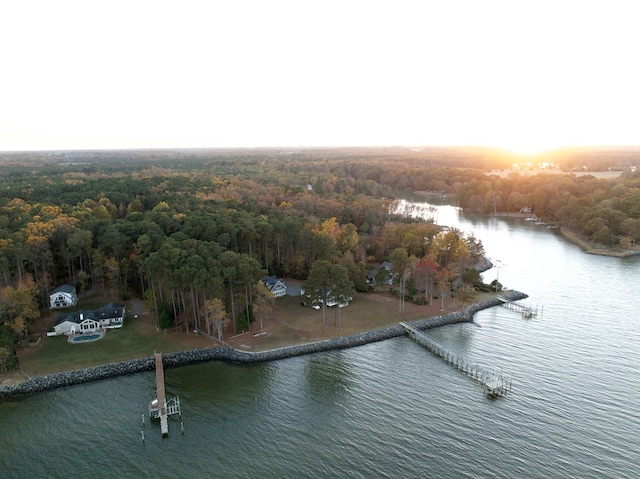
[[497, 141, 560, 157]]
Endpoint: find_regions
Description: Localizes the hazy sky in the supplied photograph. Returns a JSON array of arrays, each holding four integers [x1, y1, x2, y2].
[[2, 0, 638, 153]]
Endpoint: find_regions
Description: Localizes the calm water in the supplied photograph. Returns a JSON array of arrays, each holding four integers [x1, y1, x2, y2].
[[2, 201, 639, 479]]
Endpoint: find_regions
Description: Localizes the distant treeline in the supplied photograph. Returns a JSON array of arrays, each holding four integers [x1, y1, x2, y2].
[[2, 144, 638, 172]]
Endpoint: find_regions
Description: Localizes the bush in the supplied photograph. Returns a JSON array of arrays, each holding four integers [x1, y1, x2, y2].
[[157, 302, 174, 329], [237, 305, 254, 331]]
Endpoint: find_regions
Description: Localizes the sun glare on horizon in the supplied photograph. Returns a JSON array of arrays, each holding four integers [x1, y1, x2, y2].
[[497, 141, 561, 157]]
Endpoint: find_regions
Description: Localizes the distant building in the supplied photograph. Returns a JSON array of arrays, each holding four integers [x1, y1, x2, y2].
[[367, 262, 394, 285], [49, 285, 78, 309]]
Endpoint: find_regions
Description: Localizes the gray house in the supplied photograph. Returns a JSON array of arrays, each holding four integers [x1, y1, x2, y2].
[[367, 262, 394, 285], [49, 302, 125, 336]]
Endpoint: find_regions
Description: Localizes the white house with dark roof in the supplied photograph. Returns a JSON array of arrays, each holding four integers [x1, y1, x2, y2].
[[49, 285, 78, 309], [49, 302, 125, 336], [261, 276, 287, 298]]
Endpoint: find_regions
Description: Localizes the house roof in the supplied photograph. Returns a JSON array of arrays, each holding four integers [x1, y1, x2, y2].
[[369, 262, 393, 278], [52, 284, 76, 295], [55, 310, 94, 326], [55, 303, 125, 326], [261, 276, 285, 290], [96, 303, 126, 320]]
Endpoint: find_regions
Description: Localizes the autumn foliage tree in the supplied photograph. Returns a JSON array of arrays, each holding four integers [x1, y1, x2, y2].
[[0, 275, 40, 342], [252, 280, 275, 330], [203, 297, 228, 340]]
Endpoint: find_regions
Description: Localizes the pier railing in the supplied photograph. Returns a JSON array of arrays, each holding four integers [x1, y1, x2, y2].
[[496, 296, 539, 318], [400, 322, 511, 397]]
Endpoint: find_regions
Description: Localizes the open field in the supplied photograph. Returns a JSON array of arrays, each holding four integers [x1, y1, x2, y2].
[[225, 290, 482, 352]]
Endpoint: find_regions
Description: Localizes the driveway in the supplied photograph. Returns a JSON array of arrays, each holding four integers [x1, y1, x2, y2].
[[285, 278, 303, 296]]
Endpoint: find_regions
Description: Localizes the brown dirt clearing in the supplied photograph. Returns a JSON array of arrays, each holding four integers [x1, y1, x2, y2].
[[226, 290, 491, 352]]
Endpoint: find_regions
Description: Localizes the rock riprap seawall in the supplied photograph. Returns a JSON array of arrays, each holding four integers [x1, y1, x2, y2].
[[0, 291, 527, 398]]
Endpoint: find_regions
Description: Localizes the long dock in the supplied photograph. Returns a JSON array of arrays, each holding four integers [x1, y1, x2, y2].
[[149, 352, 181, 437], [400, 322, 511, 397], [155, 353, 169, 436]]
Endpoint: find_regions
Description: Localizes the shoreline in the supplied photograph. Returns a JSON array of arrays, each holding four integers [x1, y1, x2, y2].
[[559, 227, 640, 258], [476, 209, 639, 258], [405, 192, 638, 259], [0, 291, 527, 399]]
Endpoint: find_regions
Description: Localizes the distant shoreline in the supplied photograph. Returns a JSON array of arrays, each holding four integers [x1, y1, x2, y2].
[[410, 190, 639, 258], [559, 227, 640, 258], [489, 214, 639, 257]]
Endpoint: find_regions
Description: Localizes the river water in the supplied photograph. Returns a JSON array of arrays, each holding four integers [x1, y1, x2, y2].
[[2, 199, 639, 479]]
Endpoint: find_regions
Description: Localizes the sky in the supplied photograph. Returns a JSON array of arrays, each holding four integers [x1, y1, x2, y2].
[[1, 0, 639, 154]]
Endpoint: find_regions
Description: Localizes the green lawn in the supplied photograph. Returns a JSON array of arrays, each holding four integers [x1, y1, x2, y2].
[[18, 290, 499, 377], [20, 305, 215, 376]]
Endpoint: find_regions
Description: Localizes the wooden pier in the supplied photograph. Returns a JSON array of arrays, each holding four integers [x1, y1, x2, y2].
[[496, 296, 540, 319], [149, 352, 181, 437], [400, 322, 511, 397]]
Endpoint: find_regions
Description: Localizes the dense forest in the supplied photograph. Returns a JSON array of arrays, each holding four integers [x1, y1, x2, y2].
[[0, 148, 491, 371], [0, 146, 638, 371]]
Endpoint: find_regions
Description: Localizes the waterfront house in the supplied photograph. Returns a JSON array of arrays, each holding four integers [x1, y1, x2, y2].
[[49, 302, 126, 336], [49, 285, 78, 309], [261, 276, 287, 298]]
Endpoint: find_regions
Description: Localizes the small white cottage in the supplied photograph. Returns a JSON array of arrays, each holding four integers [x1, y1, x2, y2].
[[49, 285, 78, 309]]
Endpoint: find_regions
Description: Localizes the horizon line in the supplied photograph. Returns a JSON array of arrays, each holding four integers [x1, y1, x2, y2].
[[2, 144, 640, 155]]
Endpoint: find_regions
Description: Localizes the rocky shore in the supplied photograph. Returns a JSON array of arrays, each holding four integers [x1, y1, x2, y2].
[[0, 290, 527, 399]]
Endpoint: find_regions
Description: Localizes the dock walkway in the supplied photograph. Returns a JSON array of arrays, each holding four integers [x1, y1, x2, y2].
[[155, 353, 169, 436], [149, 352, 181, 437], [400, 322, 511, 397]]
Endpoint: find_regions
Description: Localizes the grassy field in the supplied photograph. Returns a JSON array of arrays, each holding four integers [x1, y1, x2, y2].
[[16, 297, 214, 378], [226, 289, 495, 351], [6, 288, 496, 383]]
